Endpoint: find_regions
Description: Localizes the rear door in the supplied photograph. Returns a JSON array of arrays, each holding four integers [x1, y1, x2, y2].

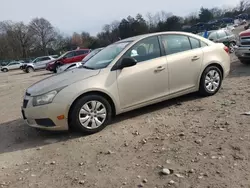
[[160, 34, 203, 94]]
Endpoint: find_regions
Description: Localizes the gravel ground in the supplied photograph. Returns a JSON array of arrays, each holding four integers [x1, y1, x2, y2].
[[0, 52, 250, 187]]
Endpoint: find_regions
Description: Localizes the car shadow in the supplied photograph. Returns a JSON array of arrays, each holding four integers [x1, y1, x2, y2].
[[0, 119, 82, 154], [10, 71, 27, 75], [0, 93, 200, 155], [111, 93, 200, 124], [31, 72, 53, 77]]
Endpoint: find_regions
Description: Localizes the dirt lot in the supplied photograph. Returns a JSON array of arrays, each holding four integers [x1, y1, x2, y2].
[[0, 53, 250, 188]]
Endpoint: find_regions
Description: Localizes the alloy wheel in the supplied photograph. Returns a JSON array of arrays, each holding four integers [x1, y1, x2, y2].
[[78, 100, 107, 129], [205, 70, 221, 92]]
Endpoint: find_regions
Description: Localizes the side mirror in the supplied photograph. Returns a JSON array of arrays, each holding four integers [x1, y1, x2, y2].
[[119, 57, 137, 69], [62, 56, 67, 59]]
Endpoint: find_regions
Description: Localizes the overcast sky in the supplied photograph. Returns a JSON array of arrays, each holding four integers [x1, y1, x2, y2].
[[1, 0, 240, 36]]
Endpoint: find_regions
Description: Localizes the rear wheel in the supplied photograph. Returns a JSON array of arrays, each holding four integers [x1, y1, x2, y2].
[[229, 42, 236, 53], [70, 95, 112, 134], [199, 66, 222, 96]]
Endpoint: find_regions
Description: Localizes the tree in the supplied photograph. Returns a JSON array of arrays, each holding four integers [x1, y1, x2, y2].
[[29, 18, 56, 55], [199, 7, 214, 22]]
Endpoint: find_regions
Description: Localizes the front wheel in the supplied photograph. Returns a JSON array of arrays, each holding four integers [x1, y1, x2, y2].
[[2, 68, 8, 72], [199, 66, 222, 96], [26, 66, 34, 73], [70, 95, 112, 134]]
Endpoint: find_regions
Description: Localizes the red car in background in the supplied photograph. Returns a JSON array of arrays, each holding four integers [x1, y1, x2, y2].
[[46, 48, 91, 73]]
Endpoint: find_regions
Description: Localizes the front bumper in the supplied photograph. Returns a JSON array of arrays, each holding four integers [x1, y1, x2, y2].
[[21, 98, 69, 131], [235, 46, 250, 60]]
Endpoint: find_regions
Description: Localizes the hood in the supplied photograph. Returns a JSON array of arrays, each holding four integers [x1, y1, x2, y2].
[[26, 68, 100, 96], [239, 30, 250, 37]]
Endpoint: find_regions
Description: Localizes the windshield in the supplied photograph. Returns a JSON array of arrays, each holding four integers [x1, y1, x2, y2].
[[57, 52, 68, 59], [82, 48, 103, 63], [83, 42, 131, 70]]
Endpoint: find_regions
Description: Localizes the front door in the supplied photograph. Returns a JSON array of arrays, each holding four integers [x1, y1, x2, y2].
[[116, 36, 169, 109], [160, 34, 203, 94]]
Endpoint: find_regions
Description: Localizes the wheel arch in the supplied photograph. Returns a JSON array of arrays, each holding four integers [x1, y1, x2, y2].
[[198, 62, 224, 86], [67, 90, 117, 127]]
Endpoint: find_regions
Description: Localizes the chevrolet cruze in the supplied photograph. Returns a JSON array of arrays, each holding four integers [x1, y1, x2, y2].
[[21, 32, 230, 134]]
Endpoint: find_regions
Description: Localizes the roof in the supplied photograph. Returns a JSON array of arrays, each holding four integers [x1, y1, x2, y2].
[[117, 31, 204, 43]]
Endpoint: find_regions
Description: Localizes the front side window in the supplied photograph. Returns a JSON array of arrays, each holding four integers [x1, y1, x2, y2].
[[123, 36, 161, 63], [83, 42, 130, 70], [189, 37, 200, 49], [161, 35, 192, 55], [64, 52, 75, 58]]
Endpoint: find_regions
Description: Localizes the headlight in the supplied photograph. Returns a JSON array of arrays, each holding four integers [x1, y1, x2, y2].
[[33, 90, 58, 106]]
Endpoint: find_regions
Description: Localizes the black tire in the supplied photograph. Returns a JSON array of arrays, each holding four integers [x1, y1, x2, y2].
[[26, 66, 34, 73], [239, 60, 249, 65], [69, 95, 112, 134], [2, 68, 8, 72], [199, 66, 222, 96]]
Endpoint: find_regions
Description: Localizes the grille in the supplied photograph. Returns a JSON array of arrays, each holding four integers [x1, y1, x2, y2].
[[23, 99, 28, 108], [240, 37, 250, 46]]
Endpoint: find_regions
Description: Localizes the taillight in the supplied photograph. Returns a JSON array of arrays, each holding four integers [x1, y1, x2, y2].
[[224, 46, 229, 54]]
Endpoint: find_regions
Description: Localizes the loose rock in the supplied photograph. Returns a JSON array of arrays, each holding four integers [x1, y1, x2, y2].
[[79, 180, 85, 184], [142, 179, 148, 183], [169, 180, 175, 184], [161, 168, 171, 175]]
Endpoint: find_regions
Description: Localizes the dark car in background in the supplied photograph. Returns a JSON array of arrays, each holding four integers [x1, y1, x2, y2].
[[198, 29, 236, 53], [46, 49, 91, 73]]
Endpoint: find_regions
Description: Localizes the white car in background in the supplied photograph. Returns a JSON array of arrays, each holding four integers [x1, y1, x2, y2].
[[56, 48, 104, 73], [22, 56, 56, 73], [1, 61, 23, 72]]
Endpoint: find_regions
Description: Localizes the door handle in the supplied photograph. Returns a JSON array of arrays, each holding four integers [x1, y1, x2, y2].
[[154, 66, 165, 72], [192, 56, 200, 61]]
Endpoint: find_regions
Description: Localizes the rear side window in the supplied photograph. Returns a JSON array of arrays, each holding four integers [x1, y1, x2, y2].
[[189, 37, 200, 49], [201, 41, 208, 47], [41, 57, 51, 61], [208, 32, 217, 40], [161, 35, 192, 55], [217, 31, 227, 38], [75, 50, 89, 56]]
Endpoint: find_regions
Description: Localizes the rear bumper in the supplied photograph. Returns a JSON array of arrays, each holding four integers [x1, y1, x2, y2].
[[235, 46, 250, 60]]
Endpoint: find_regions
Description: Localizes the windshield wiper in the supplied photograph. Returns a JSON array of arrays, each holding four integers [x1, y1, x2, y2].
[[82, 65, 95, 70]]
